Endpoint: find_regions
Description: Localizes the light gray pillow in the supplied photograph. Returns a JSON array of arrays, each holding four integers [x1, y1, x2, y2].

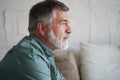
[[79, 42, 120, 80]]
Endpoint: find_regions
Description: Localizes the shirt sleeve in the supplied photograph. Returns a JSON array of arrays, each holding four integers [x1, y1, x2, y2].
[[16, 47, 51, 80]]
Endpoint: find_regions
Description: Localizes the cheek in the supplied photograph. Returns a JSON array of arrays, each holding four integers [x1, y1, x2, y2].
[[53, 28, 65, 38]]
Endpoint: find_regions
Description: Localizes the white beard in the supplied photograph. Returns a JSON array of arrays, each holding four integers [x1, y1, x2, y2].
[[48, 30, 69, 50]]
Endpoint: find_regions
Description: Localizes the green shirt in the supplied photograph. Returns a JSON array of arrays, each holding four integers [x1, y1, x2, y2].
[[0, 34, 65, 80]]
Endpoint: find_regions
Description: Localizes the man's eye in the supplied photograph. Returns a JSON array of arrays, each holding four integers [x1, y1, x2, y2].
[[62, 23, 66, 24], [61, 22, 66, 25]]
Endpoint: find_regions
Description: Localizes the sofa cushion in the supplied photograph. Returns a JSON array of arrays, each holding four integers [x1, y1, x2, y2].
[[79, 42, 120, 80], [55, 52, 80, 80]]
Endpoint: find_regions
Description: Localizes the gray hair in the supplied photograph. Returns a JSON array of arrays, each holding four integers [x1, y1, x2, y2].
[[28, 0, 69, 33]]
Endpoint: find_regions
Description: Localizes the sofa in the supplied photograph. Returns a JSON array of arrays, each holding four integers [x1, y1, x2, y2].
[[0, 42, 120, 80]]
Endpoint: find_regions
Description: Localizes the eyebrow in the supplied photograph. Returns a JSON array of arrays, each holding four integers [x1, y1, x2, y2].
[[60, 20, 70, 23]]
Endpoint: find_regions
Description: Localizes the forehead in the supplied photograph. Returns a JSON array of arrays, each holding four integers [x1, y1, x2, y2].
[[53, 9, 70, 21]]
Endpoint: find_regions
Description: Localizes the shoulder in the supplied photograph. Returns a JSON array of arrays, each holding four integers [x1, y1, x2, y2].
[[17, 36, 42, 54]]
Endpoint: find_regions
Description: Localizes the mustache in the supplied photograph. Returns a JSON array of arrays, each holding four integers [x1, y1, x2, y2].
[[64, 34, 70, 38]]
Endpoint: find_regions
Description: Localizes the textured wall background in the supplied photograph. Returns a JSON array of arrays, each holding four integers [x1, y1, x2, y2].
[[0, 0, 120, 52]]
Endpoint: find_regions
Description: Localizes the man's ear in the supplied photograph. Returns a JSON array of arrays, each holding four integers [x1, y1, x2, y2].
[[37, 22, 46, 36]]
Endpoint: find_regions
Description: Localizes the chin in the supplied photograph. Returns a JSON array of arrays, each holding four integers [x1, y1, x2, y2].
[[62, 44, 69, 50], [57, 41, 69, 50]]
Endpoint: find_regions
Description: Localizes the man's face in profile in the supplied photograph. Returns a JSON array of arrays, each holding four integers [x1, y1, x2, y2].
[[47, 9, 71, 50]]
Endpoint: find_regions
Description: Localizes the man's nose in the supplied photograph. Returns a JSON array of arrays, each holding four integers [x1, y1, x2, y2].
[[66, 26, 71, 34]]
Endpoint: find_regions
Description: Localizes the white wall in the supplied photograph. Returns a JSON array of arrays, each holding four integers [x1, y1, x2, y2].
[[0, 0, 120, 52]]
